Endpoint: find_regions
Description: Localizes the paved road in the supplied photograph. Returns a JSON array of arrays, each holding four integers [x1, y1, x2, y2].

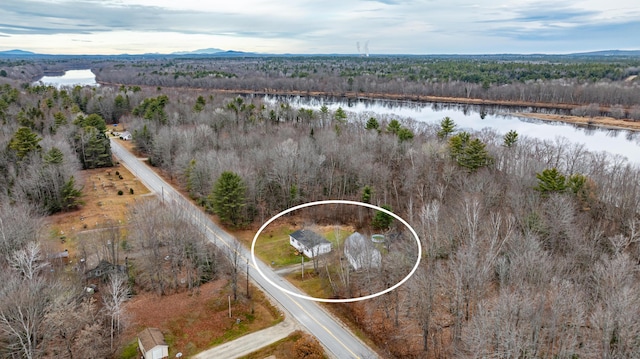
[[110, 139, 379, 359], [193, 316, 297, 359]]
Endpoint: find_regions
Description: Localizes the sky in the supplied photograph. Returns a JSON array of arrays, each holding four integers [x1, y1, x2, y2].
[[0, 0, 639, 55]]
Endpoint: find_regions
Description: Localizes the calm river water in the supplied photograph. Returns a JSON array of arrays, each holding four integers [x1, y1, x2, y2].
[[35, 69, 98, 88], [37, 70, 640, 165], [263, 95, 640, 166]]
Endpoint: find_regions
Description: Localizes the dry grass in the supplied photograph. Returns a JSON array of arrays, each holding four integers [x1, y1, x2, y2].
[[121, 280, 281, 358], [514, 112, 640, 131], [43, 164, 151, 257]]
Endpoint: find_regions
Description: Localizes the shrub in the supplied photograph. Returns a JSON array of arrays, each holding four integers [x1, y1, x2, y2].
[[129, 188, 134, 195], [117, 190, 123, 195]]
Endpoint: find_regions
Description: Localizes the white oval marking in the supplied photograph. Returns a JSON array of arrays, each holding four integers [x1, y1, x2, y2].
[[251, 200, 422, 303]]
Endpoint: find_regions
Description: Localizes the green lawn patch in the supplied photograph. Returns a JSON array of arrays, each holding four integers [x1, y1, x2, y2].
[[254, 225, 301, 267]]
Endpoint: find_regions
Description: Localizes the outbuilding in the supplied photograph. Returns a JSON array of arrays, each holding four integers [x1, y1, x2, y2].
[[289, 229, 332, 258], [119, 131, 132, 141], [344, 232, 381, 271], [138, 328, 168, 359]]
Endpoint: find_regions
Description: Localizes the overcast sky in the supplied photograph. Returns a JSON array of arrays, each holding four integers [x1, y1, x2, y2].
[[1, 0, 638, 55]]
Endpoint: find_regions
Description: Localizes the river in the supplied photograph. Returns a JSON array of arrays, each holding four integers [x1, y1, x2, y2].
[[36, 69, 640, 165], [35, 69, 98, 88], [263, 95, 640, 166]]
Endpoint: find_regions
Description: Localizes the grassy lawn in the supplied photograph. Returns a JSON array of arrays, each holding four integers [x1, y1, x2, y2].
[[320, 226, 353, 247], [285, 268, 335, 299], [253, 225, 301, 267]]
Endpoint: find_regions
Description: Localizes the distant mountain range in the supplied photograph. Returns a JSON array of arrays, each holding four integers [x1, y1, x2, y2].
[[0, 49, 36, 55], [171, 48, 224, 55], [1, 48, 640, 58]]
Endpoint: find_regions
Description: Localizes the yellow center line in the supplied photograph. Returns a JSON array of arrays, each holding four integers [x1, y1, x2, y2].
[[114, 141, 364, 358]]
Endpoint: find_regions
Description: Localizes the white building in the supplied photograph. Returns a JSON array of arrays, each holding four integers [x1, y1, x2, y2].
[[344, 232, 381, 271], [289, 229, 332, 258], [119, 131, 132, 141], [138, 328, 168, 359]]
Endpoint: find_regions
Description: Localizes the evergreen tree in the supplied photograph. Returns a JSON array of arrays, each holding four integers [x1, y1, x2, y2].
[[208, 171, 247, 227], [362, 185, 373, 203], [74, 113, 107, 132], [372, 205, 393, 231], [133, 95, 169, 124], [365, 117, 379, 130], [448, 132, 492, 171], [44, 147, 64, 165], [60, 176, 84, 211], [334, 107, 347, 123], [534, 168, 568, 194], [397, 127, 414, 142], [9, 127, 42, 159], [193, 95, 206, 112], [437, 117, 456, 139], [75, 126, 113, 169], [503, 130, 518, 147], [386, 119, 402, 134], [113, 94, 130, 121]]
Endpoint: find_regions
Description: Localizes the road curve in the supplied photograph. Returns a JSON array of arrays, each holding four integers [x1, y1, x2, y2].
[[110, 139, 380, 359]]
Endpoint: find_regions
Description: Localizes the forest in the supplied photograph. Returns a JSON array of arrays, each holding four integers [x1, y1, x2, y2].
[[0, 55, 640, 358]]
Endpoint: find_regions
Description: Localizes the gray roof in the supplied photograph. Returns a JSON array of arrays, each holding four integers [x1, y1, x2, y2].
[[290, 229, 330, 249], [138, 327, 167, 351]]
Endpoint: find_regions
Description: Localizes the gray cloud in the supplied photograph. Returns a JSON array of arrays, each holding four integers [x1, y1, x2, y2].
[[0, 0, 320, 38], [1, 0, 639, 54]]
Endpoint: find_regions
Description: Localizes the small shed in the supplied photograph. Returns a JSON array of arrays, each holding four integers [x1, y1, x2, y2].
[[344, 232, 381, 271], [119, 131, 132, 141], [138, 328, 168, 359], [289, 229, 332, 258]]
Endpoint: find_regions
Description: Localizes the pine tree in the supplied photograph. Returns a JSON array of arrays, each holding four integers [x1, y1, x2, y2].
[[386, 119, 402, 134], [503, 130, 518, 147], [365, 117, 379, 130], [334, 107, 347, 123], [9, 127, 42, 159], [448, 132, 492, 172], [208, 171, 247, 227], [437, 117, 456, 139], [362, 185, 373, 203], [60, 176, 84, 211], [397, 127, 414, 142], [44, 147, 64, 165], [372, 205, 393, 230], [534, 168, 567, 194]]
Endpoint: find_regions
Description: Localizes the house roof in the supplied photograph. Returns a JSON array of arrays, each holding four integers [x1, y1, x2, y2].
[[344, 232, 372, 252], [138, 328, 167, 351], [344, 232, 381, 269], [290, 229, 330, 249]]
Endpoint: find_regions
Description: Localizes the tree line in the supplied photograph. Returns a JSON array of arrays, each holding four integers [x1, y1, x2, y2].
[[84, 56, 640, 114]]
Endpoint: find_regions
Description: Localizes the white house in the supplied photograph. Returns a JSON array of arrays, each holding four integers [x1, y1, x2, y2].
[[138, 328, 168, 359], [119, 131, 132, 141], [344, 232, 381, 271], [289, 229, 332, 258]]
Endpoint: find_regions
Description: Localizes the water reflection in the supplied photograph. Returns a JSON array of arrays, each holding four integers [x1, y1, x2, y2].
[[35, 69, 98, 88], [262, 94, 640, 165]]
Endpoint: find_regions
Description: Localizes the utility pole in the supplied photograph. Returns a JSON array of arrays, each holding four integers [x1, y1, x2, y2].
[[246, 259, 250, 299]]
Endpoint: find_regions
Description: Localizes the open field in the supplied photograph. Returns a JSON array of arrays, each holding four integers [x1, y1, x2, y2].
[[42, 164, 151, 259]]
